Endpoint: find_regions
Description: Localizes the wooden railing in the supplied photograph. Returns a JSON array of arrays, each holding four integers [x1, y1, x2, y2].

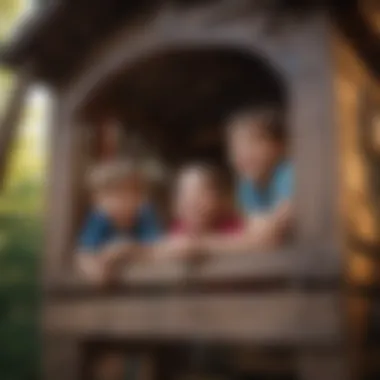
[[42, 249, 343, 347], [46, 248, 340, 293]]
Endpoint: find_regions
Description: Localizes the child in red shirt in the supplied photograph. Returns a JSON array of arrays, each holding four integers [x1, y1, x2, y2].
[[169, 163, 242, 242]]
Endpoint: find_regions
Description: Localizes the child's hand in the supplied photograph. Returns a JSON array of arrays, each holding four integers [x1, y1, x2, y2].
[[100, 240, 137, 268], [89, 241, 138, 287], [159, 235, 198, 259], [158, 235, 208, 264], [77, 255, 115, 287]]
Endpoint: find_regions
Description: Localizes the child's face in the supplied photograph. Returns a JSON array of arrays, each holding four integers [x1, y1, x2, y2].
[[95, 178, 145, 227], [174, 170, 223, 232], [228, 123, 282, 182]]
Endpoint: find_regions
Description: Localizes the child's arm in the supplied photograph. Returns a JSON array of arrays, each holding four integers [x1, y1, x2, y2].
[[75, 250, 101, 278], [75, 249, 122, 287], [75, 211, 120, 284], [200, 162, 294, 255], [148, 235, 198, 260], [199, 200, 293, 255], [248, 200, 292, 247], [76, 241, 140, 286]]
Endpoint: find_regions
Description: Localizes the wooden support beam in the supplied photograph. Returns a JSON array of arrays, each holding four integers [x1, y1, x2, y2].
[[43, 291, 341, 346], [0, 66, 32, 188], [43, 106, 89, 280], [47, 247, 340, 296]]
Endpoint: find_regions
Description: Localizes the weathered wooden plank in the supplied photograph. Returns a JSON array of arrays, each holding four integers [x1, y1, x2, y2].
[[63, 3, 322, 114], [291, 16, 340, 267], [44, 292, 341, 346], [125, 248, 295, 285], [42, 335, 82, 380], [43, 99, 89, 282], [296, 352, 348, 380], [49, 247, 340, 295], [231, 348, 295, 375]]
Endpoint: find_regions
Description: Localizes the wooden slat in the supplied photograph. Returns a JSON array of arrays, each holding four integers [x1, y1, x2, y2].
[[43, 335, 82, 380], [63, 2, 316, 112], [126, 249, 295, 285], [296, 352, 348, 380], [232, 349, 295, 375], [44, 291, 341, 346], [50, 247, 340, 294], [291, 15, 341, 271], [124, 245, 339, 284], [43, 98, 89, 282]]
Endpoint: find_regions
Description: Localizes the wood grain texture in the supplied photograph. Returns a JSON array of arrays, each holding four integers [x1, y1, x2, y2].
[[43, 335, 82, 380], [44, 292, 341, 346], [43, 97, 89, 283], [296, 352, 348, 380]]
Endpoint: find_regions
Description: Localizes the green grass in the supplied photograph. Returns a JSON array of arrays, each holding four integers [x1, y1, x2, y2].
[[0, 181, 42, 380]]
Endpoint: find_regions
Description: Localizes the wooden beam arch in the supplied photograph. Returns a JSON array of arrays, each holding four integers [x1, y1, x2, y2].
[[62, 0, 306, 114]]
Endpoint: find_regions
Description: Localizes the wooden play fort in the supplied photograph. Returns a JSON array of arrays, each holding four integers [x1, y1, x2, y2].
[[1, 0, 380, 379]]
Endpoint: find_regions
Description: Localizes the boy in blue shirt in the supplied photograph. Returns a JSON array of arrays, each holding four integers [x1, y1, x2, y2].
[[200, 107, 293, 253], [76, 160, 161, 284]]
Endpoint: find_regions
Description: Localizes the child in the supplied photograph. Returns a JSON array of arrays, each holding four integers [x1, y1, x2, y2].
[[199, 107, 293, 254], [76, 159, 161, 283], [171, 163, 242, 236], [142, 163, 242, 262], [144, 163, 241, 263]]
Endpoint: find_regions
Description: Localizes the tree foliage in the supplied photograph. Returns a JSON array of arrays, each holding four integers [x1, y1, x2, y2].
[[0, 1, 43, 379]]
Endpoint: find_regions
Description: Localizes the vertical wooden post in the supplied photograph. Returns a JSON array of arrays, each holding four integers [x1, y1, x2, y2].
[[42, 98, 89, 379], [43, 336, 83, 380], [291, 14, 346, 380], [43, 98, 88, 282]]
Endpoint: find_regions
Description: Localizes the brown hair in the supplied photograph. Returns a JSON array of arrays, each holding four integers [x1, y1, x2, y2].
[[227, 106, 287, 142]]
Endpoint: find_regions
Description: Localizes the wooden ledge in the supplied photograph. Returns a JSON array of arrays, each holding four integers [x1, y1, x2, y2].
[[126, 248, 295, 285], [43, 291, 342, 346], [46, 248, 340, 294]]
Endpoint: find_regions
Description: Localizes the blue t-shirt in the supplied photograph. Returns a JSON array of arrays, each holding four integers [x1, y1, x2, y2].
[[237, 161, 293, 214], [78, 205, 161, 252]]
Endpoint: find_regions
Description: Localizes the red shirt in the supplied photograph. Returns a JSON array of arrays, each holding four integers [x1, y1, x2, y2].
[[171, 215, 243, 235]]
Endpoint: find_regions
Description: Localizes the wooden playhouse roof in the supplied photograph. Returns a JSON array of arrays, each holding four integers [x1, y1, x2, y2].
[[1, 0, 380, 85]]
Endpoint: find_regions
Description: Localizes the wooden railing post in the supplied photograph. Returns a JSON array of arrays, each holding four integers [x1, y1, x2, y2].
[[43, 335, 83, 380]]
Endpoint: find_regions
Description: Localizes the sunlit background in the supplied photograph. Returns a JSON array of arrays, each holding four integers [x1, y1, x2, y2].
[[0, 1, 48, 379]]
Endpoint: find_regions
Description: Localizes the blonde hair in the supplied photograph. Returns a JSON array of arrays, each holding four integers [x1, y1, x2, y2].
[[86, 160, 147, 191]]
